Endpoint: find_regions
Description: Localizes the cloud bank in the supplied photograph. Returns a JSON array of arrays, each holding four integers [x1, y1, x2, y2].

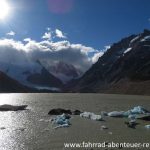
[[0, 28, 105, 73]]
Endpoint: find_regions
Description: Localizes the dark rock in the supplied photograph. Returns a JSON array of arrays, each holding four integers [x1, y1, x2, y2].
[[0, 104, 28, 111], [136, 114, 150, 121], [72, 110, 82, 115], [124, 121, 139, 129], [48, 108, 72, 115], [0, 127, 6, 130]]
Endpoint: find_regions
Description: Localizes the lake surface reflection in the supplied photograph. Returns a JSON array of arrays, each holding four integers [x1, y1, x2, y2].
[[0, 93, 150, 150]]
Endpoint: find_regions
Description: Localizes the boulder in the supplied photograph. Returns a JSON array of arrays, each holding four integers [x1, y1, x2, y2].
[[124, 120, 139, 129], [0, 104, 28, 111], [48, 108, 72, 115], [136, 114, 150, 121], [72, 110, 82, 115]]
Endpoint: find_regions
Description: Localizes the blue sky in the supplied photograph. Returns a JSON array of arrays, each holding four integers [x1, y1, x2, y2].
[[0, 0, 150, 73], [0, 0, 150, 50]]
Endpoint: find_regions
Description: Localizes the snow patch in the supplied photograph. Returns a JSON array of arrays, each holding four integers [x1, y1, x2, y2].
[[141, 36, 150, 42], [124, 48, 132, 54], [130, 36, 140, 44]]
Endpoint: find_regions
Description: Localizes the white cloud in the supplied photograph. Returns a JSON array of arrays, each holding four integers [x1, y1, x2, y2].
[[0, 39, 25, 51], [104, 45, 111, 50], [0, 27, 107, 73], [55, 29, 67, 39], [6, 31, 16, 36], [92, 51, 104, 63], [47, 27, 51, 31], [42, 32, 52, 40], [24, 38, 32, 42], [0, 38, 98, 72]]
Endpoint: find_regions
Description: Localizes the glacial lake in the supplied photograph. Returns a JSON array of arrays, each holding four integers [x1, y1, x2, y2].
[[0, 93, 150, 150]]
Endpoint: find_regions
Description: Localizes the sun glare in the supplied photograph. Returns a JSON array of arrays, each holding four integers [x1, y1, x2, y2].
[[0, 0, 10, 20]]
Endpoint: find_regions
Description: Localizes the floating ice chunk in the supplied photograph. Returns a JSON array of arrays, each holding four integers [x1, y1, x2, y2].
[[54, 124, 70, 129], [145, 125, 150, 129], [108, 106, 149, 118], [39, 119, 51, 122], [51, 113, 71, 129], [129, 106, 149, 114], [80, 112, 103, 121], [108, 111, 125, 117], [101, 125, 108, 130]]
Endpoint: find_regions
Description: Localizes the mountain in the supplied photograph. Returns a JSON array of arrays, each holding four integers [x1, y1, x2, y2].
[[40, 60, 83, 83], [0, 60, 63, 91], [0, 71, 31, 92], [67, 29, 150, 95], [27, 66, 63, 88]]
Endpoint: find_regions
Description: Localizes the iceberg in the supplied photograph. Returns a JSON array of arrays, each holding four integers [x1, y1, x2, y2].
[[129, 106, 149, 114], [51, 113, 71, 129], [108, 111, 125, 117], [145, 125, 150, 129], [80, 112, 103, 121], [108, 106, 150, 118], [124, 106, 150, 117]]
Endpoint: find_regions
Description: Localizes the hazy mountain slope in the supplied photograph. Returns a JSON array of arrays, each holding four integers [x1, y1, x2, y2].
[[40, 60, 83, 83], [0, 60, 63, 90], [27, 67, 63, 88], [0, 71, 31, 92]]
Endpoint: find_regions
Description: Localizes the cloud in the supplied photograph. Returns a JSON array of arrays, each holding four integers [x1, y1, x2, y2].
[[92, 51, 104, 63], [104, 45, 111, 50], [0, 28, 107, 73], [42, 32, 52, 40], [47, 27, 51, 31], [91, 45, 110, 63], [0, 38, 98, 72], [24, 38, 32, 42], [6, 31, 16, 36], [0, 39, 28, 65], [25, 40, 95, 71], [55, 29, 67, 39]]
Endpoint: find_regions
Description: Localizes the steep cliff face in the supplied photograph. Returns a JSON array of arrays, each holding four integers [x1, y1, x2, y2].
[[68, 29, 150, 95]]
